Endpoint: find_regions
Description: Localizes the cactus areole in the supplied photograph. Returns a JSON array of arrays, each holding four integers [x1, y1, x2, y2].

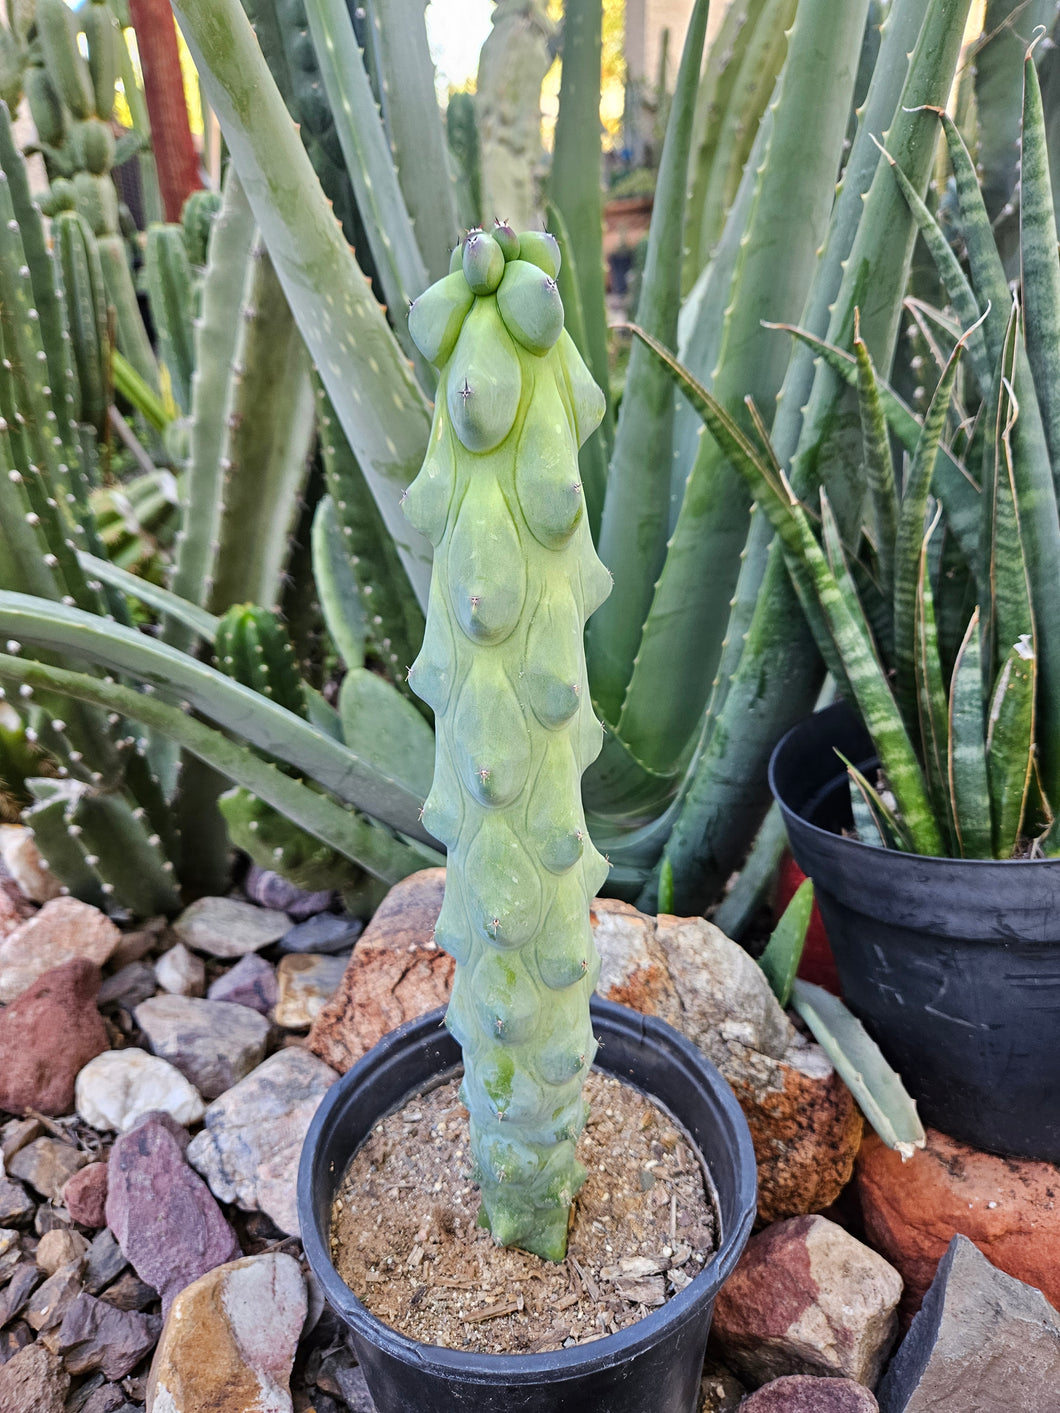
[[404, 226, 610, 1261]]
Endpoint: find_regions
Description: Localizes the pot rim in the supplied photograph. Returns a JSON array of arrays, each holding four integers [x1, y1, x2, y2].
[[769, 701, 1060, 874], [298, 997, 756, 1380]]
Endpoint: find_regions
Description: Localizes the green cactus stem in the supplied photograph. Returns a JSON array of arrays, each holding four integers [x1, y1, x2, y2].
[[404, 228, 610, 1261]]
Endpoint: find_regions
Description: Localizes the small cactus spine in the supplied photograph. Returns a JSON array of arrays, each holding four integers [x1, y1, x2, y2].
[[405, 227, 609, 1261]]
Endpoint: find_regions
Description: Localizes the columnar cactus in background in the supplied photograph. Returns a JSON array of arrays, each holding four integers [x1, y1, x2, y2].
[[404, 226, 611, 1261]]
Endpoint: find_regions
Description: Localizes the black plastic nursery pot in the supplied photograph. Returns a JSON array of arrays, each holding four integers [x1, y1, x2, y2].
[[298, 997, 757, 1413], [769, 700, 1060, 1162]]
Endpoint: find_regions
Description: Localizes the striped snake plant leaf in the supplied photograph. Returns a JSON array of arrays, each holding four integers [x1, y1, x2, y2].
[[846, 768, 892, 849], [631, 324, 944, 856], [873, 133, 991, 390], [766, 320, 981, 566], [0, 650, 440, 884], [982, 303, 1035, 678], [758, 875, 813, 1010], [987, 635, 1037, 858], [1020, 40, 1060, 496], [840, 751, 911, 851], [853, 316, 899, 604], [947, 608, 994, 859], [891, 333, 965, 732], [914, 512, 954, 844]]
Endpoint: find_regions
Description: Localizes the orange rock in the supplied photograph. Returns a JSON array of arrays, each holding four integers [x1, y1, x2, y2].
[[307, 869, 454, 1073], [856, 1129, 1060, 1318]]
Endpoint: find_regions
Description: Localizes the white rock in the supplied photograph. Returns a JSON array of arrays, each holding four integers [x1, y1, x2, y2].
[[187, 1048, 338, 1236], [172, 896, 290, 959], [75, 1049, 205, 1132], [154, 943, 205, 997], [134, 995, 269, 1100]]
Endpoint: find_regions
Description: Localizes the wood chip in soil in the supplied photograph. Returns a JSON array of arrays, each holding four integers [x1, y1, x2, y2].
[[329, 1069, 717, 1354]]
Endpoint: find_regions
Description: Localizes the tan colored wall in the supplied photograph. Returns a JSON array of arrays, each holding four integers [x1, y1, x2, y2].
[[626, 0, 727, 86]]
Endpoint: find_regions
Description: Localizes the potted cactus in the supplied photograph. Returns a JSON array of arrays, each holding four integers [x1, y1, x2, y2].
[[297, 227, 756, 1412], [634, 48, 1060, 1164]]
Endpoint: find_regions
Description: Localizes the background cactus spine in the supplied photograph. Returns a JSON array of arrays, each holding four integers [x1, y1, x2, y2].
[[405, 225, 611, 1261]]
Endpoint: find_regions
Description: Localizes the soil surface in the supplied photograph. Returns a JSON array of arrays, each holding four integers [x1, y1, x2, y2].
[[330, 1068, 718, 1354]]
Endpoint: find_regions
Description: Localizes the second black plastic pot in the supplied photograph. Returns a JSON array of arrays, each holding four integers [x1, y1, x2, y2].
[[299, 998, 757, 1413], [770, 700, 1060, 1162]]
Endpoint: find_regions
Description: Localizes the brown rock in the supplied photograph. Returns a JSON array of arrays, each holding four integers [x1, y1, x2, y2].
[[308, 873, 860, 1223], [57, 1292, 161, 1379], [147, 1253, 305, 1410], [0, 1263, 42, 1326], [739, 1376, 879, 1411], [6, 1135, 88, 1200], [857, 1128, 1060, 1318], [307, 868, 454, 1071], [24, 1260, 84, 1333], [62, 1162, 109, 1229], [0, 1322, 32, 1366], [0, 959, 110, 1116], [0, 1340, 69, 1413], [34, 1228, 89, 1276], [0, 897, 121, 1002], [711, 1214, 902, 1388], [0, 881, 35, 942]]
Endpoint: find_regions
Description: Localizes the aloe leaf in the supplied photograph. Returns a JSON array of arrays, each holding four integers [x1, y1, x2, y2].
[[1020, 44, 1060, 492], [550, 0, 612, 464], [987, 635, 1037, 858], [711, 799, 790, 939], [614, 0, 872, 775], [758, 876, 813, 1009], [170, 0, 433, 613], [948, 608, 993, 858], [0, 592, 432, 842], [586, 0, 711, 724], [363, 0, 460, 285], [77, 553, 219, 643], [791, 978, 926, 1156], [110, 350, 171, 432], [303, 0, 429, 375], [0, 650, 440, 883], [892, 337, 965, 727]]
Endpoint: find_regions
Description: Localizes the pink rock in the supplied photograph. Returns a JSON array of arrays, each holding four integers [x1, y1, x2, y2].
[[711, 1215, 902, 1389], [739, 1376, 879, 1411], [0, 897, 121, 1003], [62, 1163, 109, 1229], [105, 1112, 240, 1315], [0, 959, 109, 1116]]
